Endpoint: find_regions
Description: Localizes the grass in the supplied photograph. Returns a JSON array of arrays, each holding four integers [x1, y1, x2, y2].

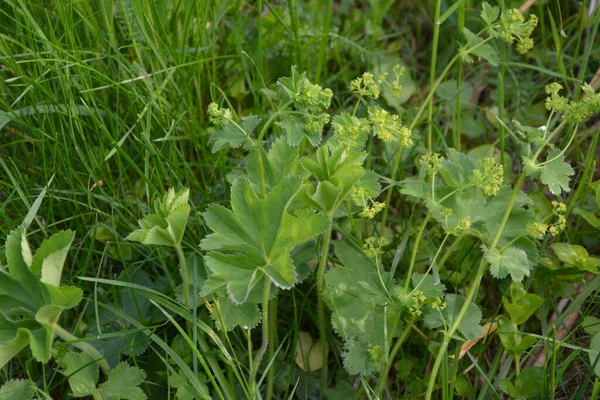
[[1, 0, 600, 399]]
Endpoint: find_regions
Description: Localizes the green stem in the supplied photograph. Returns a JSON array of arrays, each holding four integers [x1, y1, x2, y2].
[[404, 214, 431, 291], [375, 315, 417, 396], [266, 297, 278, 400], [53, 323, 110, 374], [175, 244, 190, 310], [257, 99, 295, 141], [315, 0, 333, 83], [317, 222, 333, 398], [251, 279, 271, 394], [425, 173, 527, 400], [427, 0, 442, 152]]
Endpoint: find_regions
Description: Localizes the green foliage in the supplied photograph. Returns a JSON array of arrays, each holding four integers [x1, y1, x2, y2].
[[0, 380, 35, 400], [0, 227, 81, 368], [502, 283, 543, 325], [201, 176, 330, 302], [484, 246, 530, 283], [324, 241, 400, 376], [498, 318, 537, 358], [423, 294, 483, 341], [127, 188, 190, 247], [499, 367, 545, 399], [61, 352, 147, 399]]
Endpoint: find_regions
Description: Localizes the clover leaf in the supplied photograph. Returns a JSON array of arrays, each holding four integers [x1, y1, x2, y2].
[[201, 175, 330, 303], [0, 227, 82, 369]]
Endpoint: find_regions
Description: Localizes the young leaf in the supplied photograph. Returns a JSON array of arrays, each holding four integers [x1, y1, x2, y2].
[[497, 318, 537, 357], [209, 115, 260, 153], [502, 283, 542, 324], [539, 150, 574, 196], [463, 28, 499, 66], [201, 176, 329, 302], [481, 2, 500, 26], [0, 379, 34, 400], [484, 246, 530, 282], [424, 294, 483, 340], [127, 188, 190, 247], [552, 243, 597, 273], [0, 227, 82, 368]]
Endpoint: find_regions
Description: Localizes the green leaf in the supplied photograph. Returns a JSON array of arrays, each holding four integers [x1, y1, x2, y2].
[[424, 294, 483, 340], [277, 66, 306, 99], [30, 230, 74, 286], [590, 333, 600, 378], [62, 352, 99, 397], [1, 226, 80, 367], [573, 208, 600, 228], [582, 316, 600, 335], [98, 362, 147, 400], [514, 367, 545, 397], [276, 117, 305, 147], [62, 352, 147, 400], [0, 380, 34, 400], [324, 241, 400, 375], [481, 2, 500, 26], [552, 243, 597, 273], [214, 297, 260, 331], [463, 28, 499, 66], [127, 188, 190, 247], [498, 318, 537, 357], [502, 283, 542, 324], [411, 273, 446, 298], [484, 246, 530, 282], [201, 176, 329, 302], [209, 115, 260, 153], [539, 150, 574, 196]]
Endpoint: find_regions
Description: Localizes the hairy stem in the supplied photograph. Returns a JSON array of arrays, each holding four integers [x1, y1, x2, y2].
[[317, 222, 333, 398], [175, 244, 190, 311], [425, 173, 527, 400], [375, 315, 417, 396], [427, 0, 442, 152]]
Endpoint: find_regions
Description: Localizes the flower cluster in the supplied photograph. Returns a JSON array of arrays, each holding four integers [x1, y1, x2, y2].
[[471, 158, 504, 197], [367, 343, 384, 364], [526, 201, 567, 238], [545, 82, 600, 123], [331, 112, 369, 148], [494, 8, 538, 54], [295, 81, 333, 114], [419, 152, 443, 175], [349, 72, 380, 99], [207, 102, 232, 126], [367, 106, 413, 147], [380, 64, 406, 97], [352, 186, 385, 219], [548, 201, 567, 236], [363, 236, 389, 258]]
